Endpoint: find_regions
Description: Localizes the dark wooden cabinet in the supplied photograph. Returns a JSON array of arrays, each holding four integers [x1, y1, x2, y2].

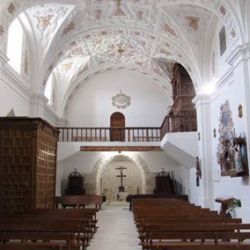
[[64, 169, 85, 195], [154, 175, 175, 195], [0, 117, 58, 213]]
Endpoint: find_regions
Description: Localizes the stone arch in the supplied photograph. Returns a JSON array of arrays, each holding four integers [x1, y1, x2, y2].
[[89, 153, 154, 196]]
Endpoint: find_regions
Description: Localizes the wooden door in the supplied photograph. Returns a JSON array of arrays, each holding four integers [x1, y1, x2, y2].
[[110, 112, 125, 141]]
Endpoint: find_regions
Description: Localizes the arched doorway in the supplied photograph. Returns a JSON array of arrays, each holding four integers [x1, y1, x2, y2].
[[99, 156, 143, 201], [110, 112, 125, 141]]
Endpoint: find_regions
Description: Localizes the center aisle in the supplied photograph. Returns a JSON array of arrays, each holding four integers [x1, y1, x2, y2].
[[87, 201, 141, 250]]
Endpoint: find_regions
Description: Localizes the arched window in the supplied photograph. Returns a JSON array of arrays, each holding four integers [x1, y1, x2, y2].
[[45, 74, 54, 105], [7, 18, 23, 73]]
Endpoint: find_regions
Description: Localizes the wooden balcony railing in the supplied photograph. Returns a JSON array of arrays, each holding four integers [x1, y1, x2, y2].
[[160, 115, 197, 138], [58, 115, 197, 142], [58, 127, 161, 142]]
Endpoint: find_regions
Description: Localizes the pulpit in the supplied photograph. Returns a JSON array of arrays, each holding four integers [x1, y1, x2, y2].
[[65, 169, 85, 195], [154, 169, 175, 195]]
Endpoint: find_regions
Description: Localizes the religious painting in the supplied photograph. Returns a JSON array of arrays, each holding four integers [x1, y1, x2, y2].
[[217, 100, 249, 177], [231, 136, 249, 177], [217, 100, 235, 176]]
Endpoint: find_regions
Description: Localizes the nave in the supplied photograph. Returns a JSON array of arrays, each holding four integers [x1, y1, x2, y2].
[[1, 198, 250, 249], [87, 202, 141, 250]]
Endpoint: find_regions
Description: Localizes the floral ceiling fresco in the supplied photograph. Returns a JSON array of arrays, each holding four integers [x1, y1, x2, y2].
[[0, 0, 244, 114]]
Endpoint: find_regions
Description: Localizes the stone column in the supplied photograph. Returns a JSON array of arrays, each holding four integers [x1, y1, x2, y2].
[[193, 95, 214, 208]]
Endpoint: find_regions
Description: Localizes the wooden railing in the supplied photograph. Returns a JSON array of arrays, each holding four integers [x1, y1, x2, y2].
[[160, 115, 197, 138], [58, 127, 161, 142], [58, 115, 197, 142]]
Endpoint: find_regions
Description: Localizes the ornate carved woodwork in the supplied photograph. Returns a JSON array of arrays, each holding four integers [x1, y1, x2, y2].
[[0, 117, 58, 213], [169, 63, 197, 132]]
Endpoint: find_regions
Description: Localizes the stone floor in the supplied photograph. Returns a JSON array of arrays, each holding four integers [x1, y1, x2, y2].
[[87, 201, 141, 250]]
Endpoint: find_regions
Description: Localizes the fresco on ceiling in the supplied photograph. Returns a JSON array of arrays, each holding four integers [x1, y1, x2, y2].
[[8, 2, 16, 14]]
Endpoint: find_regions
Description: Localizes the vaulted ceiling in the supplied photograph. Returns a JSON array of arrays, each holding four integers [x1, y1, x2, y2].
[[0, 0, 244, 115]]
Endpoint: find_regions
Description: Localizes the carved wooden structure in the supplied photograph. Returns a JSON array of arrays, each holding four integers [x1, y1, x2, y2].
[[0, 117, 58, 213], [64, 169, 85, 195], [169, 63, 197, 132], [153, 169, 175, 195]]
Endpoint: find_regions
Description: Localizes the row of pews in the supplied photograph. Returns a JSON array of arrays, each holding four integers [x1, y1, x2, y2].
[[133, 198, 250, 250], [0, 208, 98, 250], [55, 195, 103, 210]]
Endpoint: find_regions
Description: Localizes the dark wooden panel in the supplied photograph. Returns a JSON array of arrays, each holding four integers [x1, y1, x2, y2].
[[0, 117, 58, 213]]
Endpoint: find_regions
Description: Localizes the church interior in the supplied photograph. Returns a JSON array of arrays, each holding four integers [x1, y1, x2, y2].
[[1, 0, 250, 249]]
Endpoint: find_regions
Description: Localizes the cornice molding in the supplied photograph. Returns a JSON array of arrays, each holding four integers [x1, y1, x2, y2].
[[226, 43, 250, 66], [1, 65, 32, 101], [192, 95, 211, 107], [55, 117, 68, 127], [0, 50, 9, 68], [215, 66, 234, 91], [31, 93, 48, 105], [193, 66, 234, 106], [44, 104, 63, 126]]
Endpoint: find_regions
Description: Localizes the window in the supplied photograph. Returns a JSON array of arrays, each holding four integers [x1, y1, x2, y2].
[[45, 74, 53, 105], [219, 26, 226, 56], [7, 18, 23, 73]]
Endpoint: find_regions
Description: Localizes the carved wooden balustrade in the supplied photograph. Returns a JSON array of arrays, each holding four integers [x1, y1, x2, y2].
[[58, 127, 161, 142], [58, 115, 197, 142], [160, 115, 197, 138]]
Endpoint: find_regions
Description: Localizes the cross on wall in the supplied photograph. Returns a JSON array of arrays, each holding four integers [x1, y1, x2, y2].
[[116, 166, 127, 192]]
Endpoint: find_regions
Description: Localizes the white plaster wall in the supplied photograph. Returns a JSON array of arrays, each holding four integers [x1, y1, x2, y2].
[[161, 132, 198, 158], [209, 67, 250, 221], [188, 167, 203, 205], [212, 22, 232, 81], [64, 69, 170, 127], [57, 150, 188, 197], [0, 75, 30, 116]]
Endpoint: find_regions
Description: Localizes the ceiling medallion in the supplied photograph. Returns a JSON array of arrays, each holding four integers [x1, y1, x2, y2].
[[112, 90, 131, 109]]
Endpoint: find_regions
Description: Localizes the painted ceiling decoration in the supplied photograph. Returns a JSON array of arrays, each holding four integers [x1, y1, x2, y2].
[[0, 0, 245, 115], [112, 90, 131, 109], [25, 4, 75, 50]]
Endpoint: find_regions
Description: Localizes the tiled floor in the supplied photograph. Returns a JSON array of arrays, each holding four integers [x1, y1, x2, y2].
[[87, 202, 141, 250]]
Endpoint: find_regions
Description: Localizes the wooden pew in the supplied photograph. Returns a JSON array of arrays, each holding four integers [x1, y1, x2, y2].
[[128, 195, 188, 211], [0, 220, 87, 249], [55, 195, 103, 210], [132, 198, 250, 250], [0, 245, 64, 250], [0, 208, 99, 250], [143, 240, 250, 250]]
